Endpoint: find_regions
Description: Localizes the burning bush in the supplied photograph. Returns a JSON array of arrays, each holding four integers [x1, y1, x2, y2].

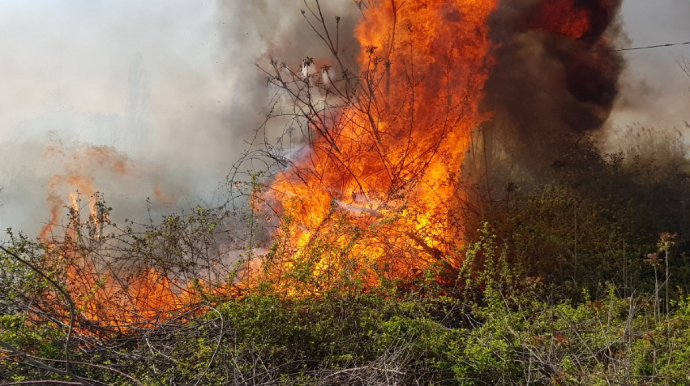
[[234, 0, 502, 295], [1, 196, 246, 340], [231, 0, 626, 297]]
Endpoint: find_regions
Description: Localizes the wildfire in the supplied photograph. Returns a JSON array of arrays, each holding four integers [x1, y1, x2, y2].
[[262, 0, 500, 292], [37, 145, 233, 334], [41, 194, 234, 334], [255, 0, 613, 294], [32, 0, 614, 329], [39, 145, 132, 240], [64, 257, 207, 331]]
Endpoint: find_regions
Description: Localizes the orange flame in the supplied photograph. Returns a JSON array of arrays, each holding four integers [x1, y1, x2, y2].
[[262, 0, 500, 292], [65, 261, 214, 332], [36, 0, 607, 325], [42, 201, 236, 334], [39, 145, 133, 241], [37, 145, 236, 334]]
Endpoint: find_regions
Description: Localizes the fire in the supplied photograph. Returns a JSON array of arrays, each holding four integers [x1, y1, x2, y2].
[[41, 196, 234, 334], [36, 145, 234, 334], [261, 0, 501, 292], [532, 0, 592, 39], [64, 257, 207, 332], [39, 145, 132, 239], [257, 0, 610, 293], [31, 0, 612, 328]]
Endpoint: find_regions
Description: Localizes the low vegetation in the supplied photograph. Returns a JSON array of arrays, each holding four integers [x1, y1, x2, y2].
[[1, 129, 690, 385]]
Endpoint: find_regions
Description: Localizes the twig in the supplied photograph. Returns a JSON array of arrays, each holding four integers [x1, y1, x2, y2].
[[30, 356, 144, 386], [0, 382, 82, 386], [193, 306, 225, 386]]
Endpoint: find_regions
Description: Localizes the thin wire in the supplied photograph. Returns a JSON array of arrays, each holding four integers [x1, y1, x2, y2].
[[600, 40, 690, 52]]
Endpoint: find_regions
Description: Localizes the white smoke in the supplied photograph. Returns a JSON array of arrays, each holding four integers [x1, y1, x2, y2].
[[0, 1, 234, 234]]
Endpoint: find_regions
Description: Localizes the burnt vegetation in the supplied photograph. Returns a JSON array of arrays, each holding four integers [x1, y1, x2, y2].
[[3, 0, 690, 385]]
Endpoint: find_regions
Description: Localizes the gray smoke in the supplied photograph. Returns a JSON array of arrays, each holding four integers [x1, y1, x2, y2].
[[609, 0, 690, 132], [0, 1, 236, 234], [0, 0, 362, 236], [215, 0, 361, 140], [478, 0, 625, 177]]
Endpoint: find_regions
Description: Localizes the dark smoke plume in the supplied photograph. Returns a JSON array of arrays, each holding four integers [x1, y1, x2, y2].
[[480, 0, 625, 175]]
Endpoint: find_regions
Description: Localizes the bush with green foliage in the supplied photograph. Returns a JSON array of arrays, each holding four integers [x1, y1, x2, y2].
[[2, 127, 690, 384]]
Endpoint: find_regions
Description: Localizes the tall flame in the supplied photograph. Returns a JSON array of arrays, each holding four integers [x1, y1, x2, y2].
[[264, 0, 500, 292]]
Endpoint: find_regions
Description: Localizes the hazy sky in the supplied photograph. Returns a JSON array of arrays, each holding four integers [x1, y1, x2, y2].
[[0, 0, 688, 234], [613, 0, 690, 129], [0, 0, 234, 232]]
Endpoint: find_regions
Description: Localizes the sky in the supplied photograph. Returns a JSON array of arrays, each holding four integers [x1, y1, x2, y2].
[[0, 0, 688, 235], [612, 0, 690, 130]]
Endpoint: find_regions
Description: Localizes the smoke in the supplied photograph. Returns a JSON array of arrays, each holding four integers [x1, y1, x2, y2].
[[609, 0, 690, 131], [1, 0, 687, 235], [0, 1, 235, 235], [214, 0, 361, 141], [480, 0, 625, 173], [0, 0, 364, 236]]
